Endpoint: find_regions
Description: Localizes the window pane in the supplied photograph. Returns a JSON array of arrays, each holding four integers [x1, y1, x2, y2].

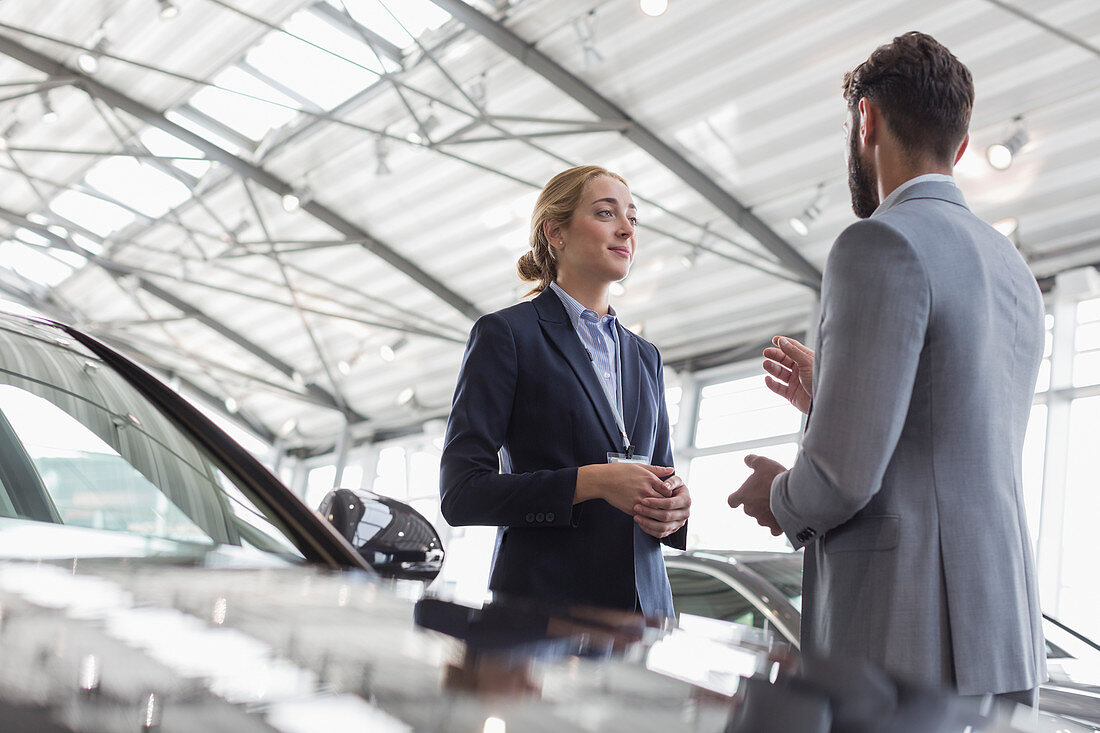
[[0, 241, 79, 287], [1021, 404, 1046, 556], [1072, 350, 1100, 388], [84, 158, 193, 219], [1034, 358, 1050, 393], [1076, 297, 1100, 325], [685, 443, 797, 551], [189, 66, 300, 141], [49, 190, 136, 237], [1062, 396, 1100, 642], [372, 446, 407, 499], [247, 11, 381, 109], [695, 375, 800, 449], [305, 464, 337, 509]]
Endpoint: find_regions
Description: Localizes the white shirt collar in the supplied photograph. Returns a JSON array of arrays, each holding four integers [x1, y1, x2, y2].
[[874, 173, 955, 215]]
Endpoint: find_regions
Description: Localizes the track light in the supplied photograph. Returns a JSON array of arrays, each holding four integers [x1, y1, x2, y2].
[[77, 38, 109, 74], [375, 135, 391, 176], [40, 91, 58, 124], [986, 117, 1028, 171], [379, 336, 408, 362], [788, 183, 827, 236], [157, 0, 180, 20], [573, 11, 602, 68]]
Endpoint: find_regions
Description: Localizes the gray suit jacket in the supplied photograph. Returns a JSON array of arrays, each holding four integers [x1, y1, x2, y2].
[[770, 180, 1046, 695]]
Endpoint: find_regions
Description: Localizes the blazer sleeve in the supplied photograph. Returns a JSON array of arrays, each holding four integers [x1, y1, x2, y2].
[[649, 345, 687, 551], [439, 312, 578, 528], [770, 219, 930, 549]]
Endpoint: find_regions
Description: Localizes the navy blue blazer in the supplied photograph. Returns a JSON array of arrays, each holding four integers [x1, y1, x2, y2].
[[440, 289, 684, 618]]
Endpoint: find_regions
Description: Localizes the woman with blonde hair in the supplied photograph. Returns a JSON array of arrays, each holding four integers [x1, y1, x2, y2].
[[440, 165, 690, 618]]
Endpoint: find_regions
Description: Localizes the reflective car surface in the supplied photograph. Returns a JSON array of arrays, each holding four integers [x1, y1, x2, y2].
[[667, 550, 1100, 731], [0, 311, 1085, 732]]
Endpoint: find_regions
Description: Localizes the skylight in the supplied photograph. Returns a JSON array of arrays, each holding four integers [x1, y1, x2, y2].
[[189, 66, 301, 141], [49, 191, 136, 238], [84, 158, 193, 219], [0, 241, 82, 287], [328, 0, 451, 49], [246, 10, 383, 110], [138, 127, 211, 179], [165, 110, 246, 156]]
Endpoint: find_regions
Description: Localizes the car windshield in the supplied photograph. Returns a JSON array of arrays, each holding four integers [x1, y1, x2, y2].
[[0, 319, 304, 565]]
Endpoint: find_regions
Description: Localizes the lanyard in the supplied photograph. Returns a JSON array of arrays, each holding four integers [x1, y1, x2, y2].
[[582, 323, 632, 458]]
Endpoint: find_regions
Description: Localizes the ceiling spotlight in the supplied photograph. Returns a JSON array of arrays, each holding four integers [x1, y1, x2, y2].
[[379, 336, 408, 362], [788, 183, 827, 237], [40, 91, 58, 124], [375, 135, 391, 176], [77, 38, 108, 74], [278, 417, 297, 437], [395, 386, 416, 407], [224, 396, 239, 414], [157, 0, 180, 20], [281, 193, 300, 213], [640, 0, 668, 16], [680, 245, 700, 269], [986, 117, 1028, 171], [573, 11, 603, 69], [609, 282, 626, 297]]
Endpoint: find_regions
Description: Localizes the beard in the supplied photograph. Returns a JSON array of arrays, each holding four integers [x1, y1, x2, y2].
[[847, 122, 879, 219]]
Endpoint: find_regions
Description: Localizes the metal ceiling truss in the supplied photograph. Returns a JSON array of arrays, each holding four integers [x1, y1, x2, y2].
[[0, 205, 364, 425], [0, 32, 482, 322], [426, 0, 823, 288]]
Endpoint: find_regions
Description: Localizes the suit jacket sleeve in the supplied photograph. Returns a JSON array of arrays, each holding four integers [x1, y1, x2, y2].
[[770, 219, 930, 549], [651, 347, 687, 550], [439, 312, 578, 528]]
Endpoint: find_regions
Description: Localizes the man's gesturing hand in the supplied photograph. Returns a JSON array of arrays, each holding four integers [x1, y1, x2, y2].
[[762, 336, 815, 415], [727, 454, 786, 537]]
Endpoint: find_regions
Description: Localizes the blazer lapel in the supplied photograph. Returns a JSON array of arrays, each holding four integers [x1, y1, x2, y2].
[[617, 323, 641, 441], [533, 290, 622, 450]]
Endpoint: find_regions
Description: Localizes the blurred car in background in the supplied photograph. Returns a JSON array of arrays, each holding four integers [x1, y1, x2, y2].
[[667, 550, 1100, 731]]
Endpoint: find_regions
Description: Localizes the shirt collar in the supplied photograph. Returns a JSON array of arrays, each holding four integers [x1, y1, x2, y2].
[[874, 173, 956, 215], [549, 281, 617, 329]]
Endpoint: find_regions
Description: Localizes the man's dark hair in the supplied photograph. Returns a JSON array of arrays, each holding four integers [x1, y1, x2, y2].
[[843, 32, 973, 165]]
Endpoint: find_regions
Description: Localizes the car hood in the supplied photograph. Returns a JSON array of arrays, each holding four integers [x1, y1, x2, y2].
[[0, 552, 776, 733]]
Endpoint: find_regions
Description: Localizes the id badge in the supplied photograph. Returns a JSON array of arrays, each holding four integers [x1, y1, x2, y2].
[[608, 452, 650, 464]]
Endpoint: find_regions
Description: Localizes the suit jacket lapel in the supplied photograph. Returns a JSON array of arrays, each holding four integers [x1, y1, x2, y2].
[[617, 324, 641, 441], [534, 289, 622, 450]]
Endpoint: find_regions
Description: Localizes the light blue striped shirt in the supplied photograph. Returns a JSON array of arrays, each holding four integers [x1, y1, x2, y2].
[[549, 282, 622, 422]]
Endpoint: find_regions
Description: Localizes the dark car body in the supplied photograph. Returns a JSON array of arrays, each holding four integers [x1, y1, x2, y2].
[[667, 550, 1100, 731]]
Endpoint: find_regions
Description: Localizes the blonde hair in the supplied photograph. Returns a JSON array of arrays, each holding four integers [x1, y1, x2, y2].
[[517, 165, 628, 296]]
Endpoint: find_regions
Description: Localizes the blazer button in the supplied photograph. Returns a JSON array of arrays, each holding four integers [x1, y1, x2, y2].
[[546, 512, 555, 522], [535, 512, 545, 522], [526, 513, 535, 523]]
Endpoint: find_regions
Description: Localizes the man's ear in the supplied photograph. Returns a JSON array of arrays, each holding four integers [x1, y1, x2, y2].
[[858, 97, 877, 146], [954, 134, 970, 165]]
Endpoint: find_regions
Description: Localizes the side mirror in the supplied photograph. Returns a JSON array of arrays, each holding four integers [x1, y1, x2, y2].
[[319, 488, 444, 582]]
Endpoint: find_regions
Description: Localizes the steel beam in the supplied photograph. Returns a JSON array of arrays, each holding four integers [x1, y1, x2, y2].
[[0, 32, 482, 320], [426, 0, 822, 288]]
